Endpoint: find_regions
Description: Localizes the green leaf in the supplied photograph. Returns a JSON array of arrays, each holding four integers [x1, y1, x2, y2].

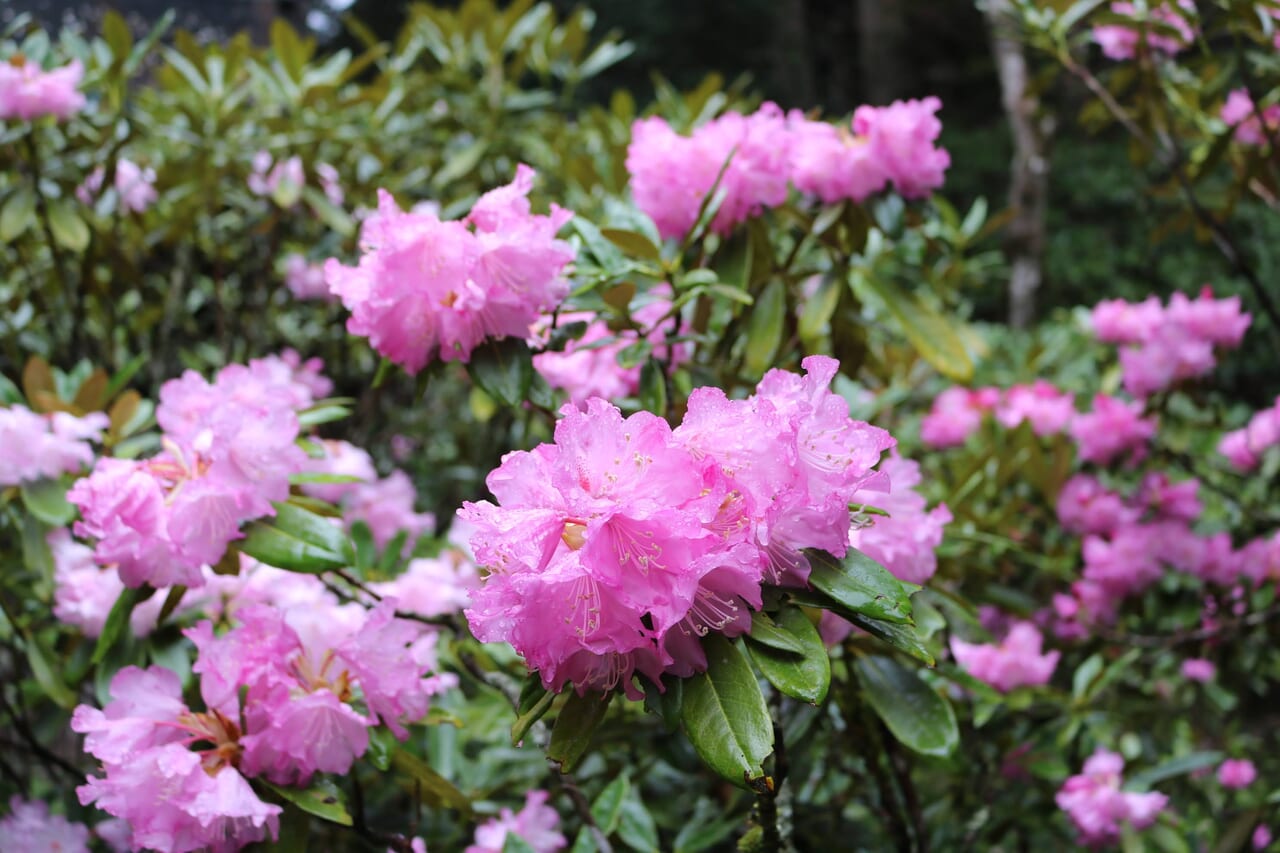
[[547, 690, 612, 772], [238, 501, 354, 574], [1, 186, 36, 241], [716, 230, 752, 291], [21, 478, 75, 526], [805, 548, 912, 624], [617, 790, 660, 853], [432, 139, 489, 191], [742, 279, 785, 378], [600, 227, 662, 263], [855, 271, 972, 381], [262, 779, 352, 827], [25, 631, 76, 709], [797, 272, 841, 343], [511, 674, 555, 746], [680, 634, 773, 787], [746, 606, 830, 704], [296, 404, 351, 428], [843, 612, 934, 665], [590, 774, 629, 835], [855, 655, 958, 757], [1124, 751, 1223, 793], [745, 611, 806, 655], [638, 359, 667, 415], [102, 10, 133, 58], [467, 338, 534, 408], [92, 585, 150, 664], [390, 749, 472, 814], [47, 198, 91, 252], [503, 835, 538, 853]]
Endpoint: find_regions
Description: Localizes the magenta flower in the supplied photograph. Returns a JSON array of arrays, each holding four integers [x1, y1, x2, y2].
[[0, 56, 85, 121], [1070, 394, 1157, 465], [1180, 658, 1216, 683], [851, 96, 951, 198], [1093, 1, 1195, 60], [0, 405, 107, 487], [1090, 296, 1164, 344], [1218, 398, 1280, 471], [1056, 474, 1140, 536], [0, 796, 91, 852], [466, 790, 566, 853], [326, 166, 573, 372], [786, 111, 888, 204], [1218, 759, 1258, 790], [919, 386, 999, 448], [951, 621, 1059, 692], [344, 470, 436, 551], [995, 381, 1076, 437], [847, 452, 951, 585], [1056, 750, 1168, 845]]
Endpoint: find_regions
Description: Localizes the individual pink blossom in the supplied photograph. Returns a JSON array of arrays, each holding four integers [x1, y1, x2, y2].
[[0, 796, 92, 852], [1093, 1, 1195, 60], [851, 96, 951, 198], [950, 622, 1059, 692], [0, 56, 85, 121], [72, 666, 281, 853], [785, 111, 887, 203], [1056, 749, 1168, 846], [326, 166, 574, 372], [372, 549, 480, 618], [283, 253, 332, 300], [846, 452, 951, 585], [1218, 759, 1258, 790], [919, 386, 999, 447], [466, 790, 566, 853], [1056, 474, 1140, 536], [247, 151, 304, 202], [1070, 394, 1157, 465], [0, 405, 108, 487], [77, 158, 158, 213], [1218, 398, 1280, 471], [533, 285, 688, 406], [1089, 296, 1163, 344], [996, 381, 1076, 436], [1221, 89, 1280, 147], [1180, 658, 1216, 682], [1254, 825, 1273, 850]]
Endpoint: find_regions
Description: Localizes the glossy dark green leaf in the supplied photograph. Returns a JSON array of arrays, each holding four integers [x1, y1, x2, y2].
[[467, 338, 534, 408], [1124, 751, 1223, 793], [262, 779, 352, 826], [746, 607, 830, 704], [618, 790, 660, 853], [590, 774, 629, 835], [20, 478, 75, 526], [680, 634, 773, 787], [742, 279, 785, 378], [805, 548, 912, 624], [238, 500, 354, 574], [638, 359, 668, 415], [547, 690, 612, 772], [855, 271, 972, 381], [1, 185, 36, 241], [746, 611, 806, 655], [855, 655, 958, 758]]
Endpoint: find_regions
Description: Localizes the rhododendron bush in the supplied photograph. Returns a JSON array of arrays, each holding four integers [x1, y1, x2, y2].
[[0, 1, 1277, 851]]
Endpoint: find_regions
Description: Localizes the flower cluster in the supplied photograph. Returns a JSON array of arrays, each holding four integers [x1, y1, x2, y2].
[[462, 356, 915, 696], [77, 158, 158, 214], [532, 285, 688, 406], [73, 594, 451, 852], [1056, 749, 1168, 846], [466, 791, 566, 853], [1218, 395, 1279, 471], [326, 165, 575, 372], [950, 622, 1059, 693], [0, 796, 92, 852], [846, 452, 951, 586], [301, 440, 436, 550], [626, 98, 949, 240], [0, 405, 107, 488], [1218, 758, 1258, 790], [1221, 88, 1280, 147], [68, 353, 322, 588], [1092, 1, 1196, 60], [0, 55, 85, 121], [1090, 289, 1251, 397]]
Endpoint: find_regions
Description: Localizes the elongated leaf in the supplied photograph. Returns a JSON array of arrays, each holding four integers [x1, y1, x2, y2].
[[797, 272, 840, 342], [467, 338, 534, 408], [746, 611, 806, 655], [25, 632, 76, 709], [239, 501, 353, 573], [390, 749, 472, 814], [21, 478, 75, 526], [433, 139, 488, 190], [845, 612, 934, 665], [47, 198, 91, 252], [511, 674, 555, 746], [600, 227, 661, 263], [590, 774, 629, 835], [638, 359, 667, 415], [742, 279, 785, 378], [746, 606, 830, 704], [296, 404, 351, 427], [617, 790, 660, 853], [1, 186, 36, 241], [855, 655, 958, 757], [805, 548, 912, 624], [856, 272, 972, 381], [1124, 751, 1223, 792], [92, 585, 149, 664], [547, 690, 612, 772], [680, 634, 773, 787], [262, 780, 352, 826]]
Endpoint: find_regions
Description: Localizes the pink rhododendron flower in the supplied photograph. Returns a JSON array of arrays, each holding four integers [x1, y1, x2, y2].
[[847, 452, 951, 585], [1089, 296, 1163, 344], [1070, 394, 1157, 465], [850, 96, 951, 198], [283, 253, 332, 300], [786, 111, 888, 203], [466, 791, 566, 853], [1221, 89, 1280, 146], [247, 150, 304, 202], [78, 158, 158, 213], [919, 386, 999, 447], [0, 796, 92, 852], [72, 666, 281, 853], [533, 285, 688, 406], [951, 622, 1059, 692], [1254, 825, 1273, 850], [1180, 658, 1216, 682], [0, 405, 108, 487], [1056, 749, 1168, 846], [372, 549, 480, 618], [1056, 474, 1140, 536], [326, 166, 574, 372], [49, 527, 186, 637], [1218, 759, 1258, 789], [1138, 473, 1201, 522], [344, 470, 436, 550], [996, 381, 1075, 436], [1217, 397, 1280, 471], [299, 439, 377, 503], [0, 56, 85, 120], [1093, 1, 1195, 60]]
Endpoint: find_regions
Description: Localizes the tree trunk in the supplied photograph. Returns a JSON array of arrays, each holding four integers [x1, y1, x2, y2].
[[984, 0, 1052, 329]]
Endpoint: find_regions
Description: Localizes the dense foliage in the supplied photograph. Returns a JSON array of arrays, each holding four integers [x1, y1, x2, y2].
[[0, 1, 1277, 851]]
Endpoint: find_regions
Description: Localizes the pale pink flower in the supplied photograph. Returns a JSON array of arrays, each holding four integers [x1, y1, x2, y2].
[[996, 381, 1075, 436], [78, 158, 158, 213], [786, 111, 887, 203], [1218, 398, 1280, 471], [372, 550, 479, 618], [1070, 394, 1157, 465], [1056, 749, 1168, 846], [315, 161, 344, 206], [0, 796, 91, 852], [1090, 296, 1163, 344], [299, 439, 377, 503], [846, 452, 950, 585], [283, 253, 332, 301], [1180, 658, 1216, 682], [1218, 759, 1258, 790], [344, 470, 436, 550], [1056, 474, 1140, 536], [1222, 89, 1280, 146], [851, 96, 950, 198], [1093, 1, 1195, 60], [466, 791, 566, 853], [0, 56, 85, 120], [951, 622, 1059, 692], [0, 405, 108, 487], [919, 386, 999, 447]]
